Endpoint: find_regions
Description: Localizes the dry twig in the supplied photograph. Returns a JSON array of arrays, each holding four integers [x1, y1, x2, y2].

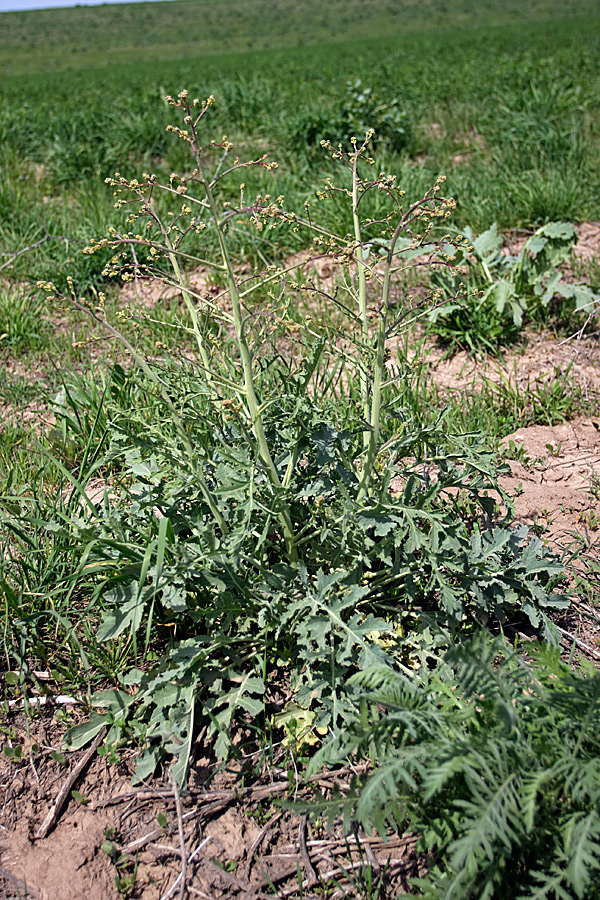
[[89, 788, 173, 809], [35, 726, 107, 840], [159, 836, 213, 900], [0, 234, 67, 274], [558, 625, 600, 660], [169, 769, 187, 900], [298, 815, 318, 888], [245, 810, 284, 878]]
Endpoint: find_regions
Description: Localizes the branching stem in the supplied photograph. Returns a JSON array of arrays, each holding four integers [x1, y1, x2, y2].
[[352, 147, 371, 450], [189, 122, 297, 563]]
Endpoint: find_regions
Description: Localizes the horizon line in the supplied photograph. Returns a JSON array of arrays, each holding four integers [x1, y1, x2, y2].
[[0, 0, 174, 12]]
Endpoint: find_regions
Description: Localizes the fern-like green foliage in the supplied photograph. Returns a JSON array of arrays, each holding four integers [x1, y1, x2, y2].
[[312, 638, 600, 900]]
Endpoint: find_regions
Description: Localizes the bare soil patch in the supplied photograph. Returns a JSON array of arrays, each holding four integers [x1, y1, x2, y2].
[[413, 330, 600, 397], [0, 711, 422, 900], [573, 221, 600, 264], [496, 418, 600, 662], [499, 417, 600, 550]]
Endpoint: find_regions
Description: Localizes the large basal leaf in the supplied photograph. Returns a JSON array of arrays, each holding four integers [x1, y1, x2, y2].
[[538, 222, 577, 242], [472, 222, 502, 260], [97, 581, 147, 642], [64, 713, 107, 751]]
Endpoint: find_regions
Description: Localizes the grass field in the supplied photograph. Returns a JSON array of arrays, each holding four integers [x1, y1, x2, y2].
[[1, 9, 599, 293], [1, 0, 598, 74], [1, 1, 600, 897]]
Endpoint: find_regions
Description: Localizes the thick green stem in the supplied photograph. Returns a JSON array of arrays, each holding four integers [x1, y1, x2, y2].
[[357, 324, 386, 502], [352, 152, 371, 452], [357, 203, 405, 503], [193, 151, 297, 563], [352, 146, 388, 503], [357, 266, 389, 503], [161, 227, 217, 395]]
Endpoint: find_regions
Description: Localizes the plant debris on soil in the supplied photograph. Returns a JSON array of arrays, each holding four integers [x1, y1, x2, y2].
[[0, 713, 423, 900]]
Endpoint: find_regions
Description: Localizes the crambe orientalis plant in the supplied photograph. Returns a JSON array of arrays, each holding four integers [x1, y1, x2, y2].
[[25, 93, 568, 784]]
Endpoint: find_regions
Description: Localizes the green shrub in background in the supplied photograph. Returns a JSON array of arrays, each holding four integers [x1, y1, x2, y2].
[[286, 79, 413, 158], [429, 221, 599, 355], [341, 80, 413, 154]]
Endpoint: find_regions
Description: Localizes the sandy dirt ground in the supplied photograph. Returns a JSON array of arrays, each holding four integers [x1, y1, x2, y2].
[[0, 729, 421, 900]]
